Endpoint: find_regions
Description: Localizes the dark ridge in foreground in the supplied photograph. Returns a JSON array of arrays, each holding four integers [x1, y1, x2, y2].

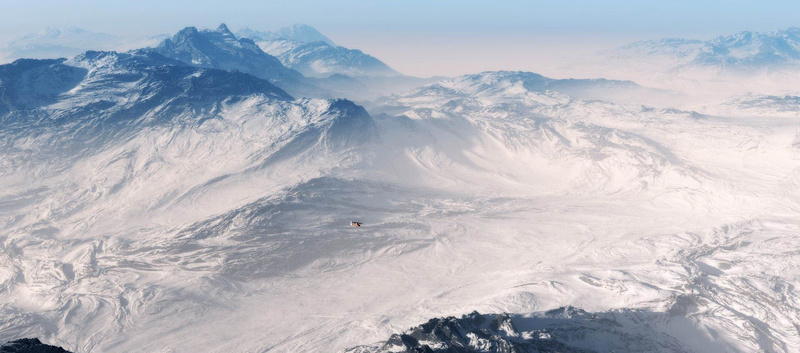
[[0, 339, 72, 353], [346, 305, 722, 353], [346, 311, 583, 353]]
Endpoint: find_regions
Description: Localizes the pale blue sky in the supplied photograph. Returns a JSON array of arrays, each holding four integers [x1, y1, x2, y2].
[[2, 0, 800, 76]]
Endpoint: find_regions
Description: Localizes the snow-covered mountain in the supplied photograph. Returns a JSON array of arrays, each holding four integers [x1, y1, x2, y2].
[[0, 27, 120, 63], [617, 27, 800, 71], [235, 24, 401, 79], [237, 24, 336, 46], [606, 27, 800, 75], [234, 24, 431, 100], [405, 70, 653, 100], [694, 93, 800, 117], [692, 28, 800, 69], [0, 49, 372, 173], [3, 21, 800, 353], [150, 23, 415, 98], [5, 64, 799, 352], [0, 52, 381, 352], [561, 26, 800, 94], [369, 71, 707, 195], [255, 38, 401, 78], [151, 24, 307, 90], [615, 38, 705, 58]]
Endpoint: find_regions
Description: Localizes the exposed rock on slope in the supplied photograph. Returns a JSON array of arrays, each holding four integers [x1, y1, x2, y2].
[[347, 308, 711, 353], [151, 24, 324, 97], [0, 339, 72, 353]]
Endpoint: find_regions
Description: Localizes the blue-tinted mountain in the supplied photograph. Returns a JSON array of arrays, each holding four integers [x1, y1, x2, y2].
[[0, 48, 376, 189], [692, 27, 800, 68], [236, 24, 401, 78], [236, 24, 336, 46], [0, 27, 120, 63], [616, 27, 800, 72], [152, 24, 300, 82], [256, 38, 401, 78], [389, 70, 664, 106], [0, 50, 299, 164], [148, 23, 334, 98], [1, 51, 291, 130]]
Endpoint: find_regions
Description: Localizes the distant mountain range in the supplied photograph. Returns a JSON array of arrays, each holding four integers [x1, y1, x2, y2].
[[236, 24, 401, 78], [0, 28, 171, 64], [0, 24, 402, 81], [6, 24, 800, 83], [151, 24, 305, 89], [614, 27, 800, 72], [254, 38, 401, 78], [147, 23, 414, 98], [0, 27, 120, 63], [236, 24, 336, 46], [0, 23, 421, 99], [373, 70, 670, 108]]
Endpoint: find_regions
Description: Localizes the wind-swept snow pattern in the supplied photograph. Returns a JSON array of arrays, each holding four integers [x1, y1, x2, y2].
[[1, 20, 800, 353]]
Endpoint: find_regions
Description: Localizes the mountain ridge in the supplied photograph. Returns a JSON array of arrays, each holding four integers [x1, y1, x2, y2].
[[614, 26, 800, 71], [237, 24, 401, 78], [236, 24, 336, 46]]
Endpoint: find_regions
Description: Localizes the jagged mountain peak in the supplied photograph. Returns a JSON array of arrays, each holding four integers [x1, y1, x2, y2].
[[166, 25, 240, 46], [217, 23, 232, 34], [175, 26, 199, 36], [153, 24, 305, 91], [72, 49, 293, 98]]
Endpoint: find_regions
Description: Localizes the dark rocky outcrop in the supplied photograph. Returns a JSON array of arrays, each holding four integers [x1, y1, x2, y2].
[[0, 338, 72, 353], [345, 307, 717, 353]]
